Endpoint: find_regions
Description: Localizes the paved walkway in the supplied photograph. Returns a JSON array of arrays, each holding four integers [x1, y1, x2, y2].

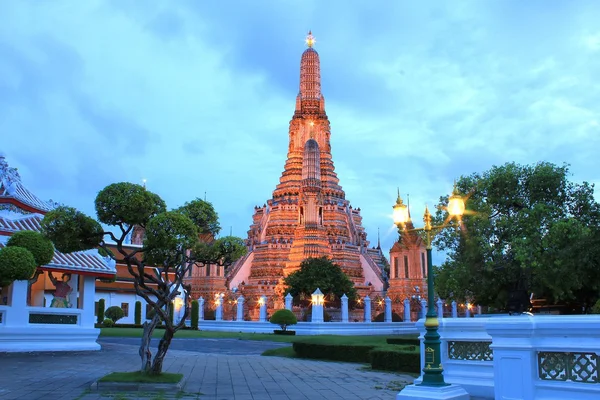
[[0, 341, 414, 400]]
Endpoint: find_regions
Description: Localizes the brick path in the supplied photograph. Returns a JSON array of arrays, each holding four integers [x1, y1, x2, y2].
[[0, 341, 414, 400]]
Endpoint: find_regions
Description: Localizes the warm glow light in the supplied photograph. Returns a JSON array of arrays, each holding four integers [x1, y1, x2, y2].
[[305, 31, 315, 48], [448, 193, 465, 217], [174, 297, 184, 311], [258, 297, 264, 306], [393, 202, 409, 225]]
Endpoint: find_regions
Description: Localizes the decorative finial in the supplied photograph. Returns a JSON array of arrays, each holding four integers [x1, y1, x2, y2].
[[305, 31, 315, 48], [396, 188, 404, 205], [142, 178, 147, 189], [377, 227, 381, 249]]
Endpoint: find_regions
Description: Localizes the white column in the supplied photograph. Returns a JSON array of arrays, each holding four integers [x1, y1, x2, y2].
[[437, 298, 444, 320], [7, 280, 29, 326], [341, 294, 349, 323], [259, 295, 267, 322], [236, 296, 244, 321], [80, 276, 96, 328], [420, 299, 427, 319], [451, 301, 458, 318], [466, 302, 471, 318], [199, 297, 205, 321], [285, 293, 293, 310], [311, 289, 324, 323], [215, 297, 223, 321], [384, 296, 392, 322], [403, 299, 411, 322], [477, 305, 482, 315], [363, 295, 371, 323]]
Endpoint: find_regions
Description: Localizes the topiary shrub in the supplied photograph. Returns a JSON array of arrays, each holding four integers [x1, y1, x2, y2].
[[269, 309, 298, 332], [105, 306, 125, 323], [103, 318, 115, 327], [7, 230, 55, 266], [374, 312, 403, 322], [369, 346, 420, 373], [191, 300, 199, 330], [97, 298, 106, 323], [134, 301, 142, 325], [0, 246, 37, 285], [591, 299, 600, 314]]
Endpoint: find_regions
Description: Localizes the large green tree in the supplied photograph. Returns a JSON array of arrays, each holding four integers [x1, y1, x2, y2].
[[41, 182, 246, 374], [284, 257, 357, 303], [434, 162, 600, 313]]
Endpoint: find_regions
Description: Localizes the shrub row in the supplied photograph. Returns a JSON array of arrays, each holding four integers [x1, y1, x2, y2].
[[386, 337, 420, 346], [292, 341, 419, 373]]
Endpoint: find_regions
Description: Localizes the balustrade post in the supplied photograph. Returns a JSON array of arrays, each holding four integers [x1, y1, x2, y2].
[[259, 295, 267, 322], [215, 295, 223, 321], [341, 294, 349, 323], [420, 299, 427, 319], [437, 298, 444, 320], [466, 302, 471, 318], [236, 296, 244, 321], [451, 301, 457, 318], [384, 296, 392, 322], [199, 297, 205, 321], [403, 299, 411, 322], [363, 295, 371, 322]]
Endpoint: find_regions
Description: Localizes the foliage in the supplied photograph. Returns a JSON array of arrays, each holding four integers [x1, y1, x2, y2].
[[105, 306, 125, 323], [95, 182, 166, 226], [284, 257, 357, 302], [175, 198, 221, 237], [0, 246, 37, 285], [7, 231, 54, 266], [386, 337, 420, 346], [97, 298, 106, 324], [134, 301, 142, 325], [269, 309, 298, 331], [591, 299, 600, 314], [369, 346, 420, 373], [434, 162, 600, 312], [373, 312, 403, 322], [103, 318, 115, 327], [40, 181, 246, 374], [40, 206, 103, 253], [292, 342, 377, 363], [191, 300, 199, 330]]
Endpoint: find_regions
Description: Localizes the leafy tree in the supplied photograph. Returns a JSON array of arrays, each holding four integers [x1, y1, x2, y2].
[[284, 257, 357, 302], [105, 306, 125, 323], [269, 309, 297, 331], [41, 182, 246, 374], [434, 162, 600, 313], [0, 246, 37, 286], [7, 231, 54, 266]]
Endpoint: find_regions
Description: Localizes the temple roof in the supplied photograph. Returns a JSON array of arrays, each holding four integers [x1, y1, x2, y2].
[[0, 156, 55, 213], [0, 212, 115, 277]]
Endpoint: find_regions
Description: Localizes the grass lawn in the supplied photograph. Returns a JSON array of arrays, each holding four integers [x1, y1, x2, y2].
[[99, 371, 183, 383], [100, 327, 418, 345]]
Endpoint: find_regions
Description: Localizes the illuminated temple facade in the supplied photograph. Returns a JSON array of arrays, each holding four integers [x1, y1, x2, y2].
[[226, 33, 386, 304]]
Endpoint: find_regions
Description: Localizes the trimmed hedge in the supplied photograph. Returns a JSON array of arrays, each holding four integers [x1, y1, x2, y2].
[[293, 342, 376, 363], [374, 312, 403, 322], [97, 298, 105, 324], [370, 346, 420, 373], [191, 300, 199, 330], [386, 337, 420, 346]]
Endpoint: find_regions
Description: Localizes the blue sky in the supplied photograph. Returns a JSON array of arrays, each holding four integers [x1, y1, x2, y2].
[[2, 1, 599, 262]]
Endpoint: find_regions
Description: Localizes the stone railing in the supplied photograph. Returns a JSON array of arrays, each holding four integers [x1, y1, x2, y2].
[[412, 315, 600, 400]]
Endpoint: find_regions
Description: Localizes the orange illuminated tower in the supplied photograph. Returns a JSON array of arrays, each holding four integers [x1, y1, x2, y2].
[[227, 32, 386, 304]]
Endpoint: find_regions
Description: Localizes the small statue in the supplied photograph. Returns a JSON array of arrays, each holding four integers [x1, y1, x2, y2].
[[49, 272, 72, 308]]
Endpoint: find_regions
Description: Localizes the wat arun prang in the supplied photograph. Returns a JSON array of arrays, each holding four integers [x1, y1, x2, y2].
[[226, 33, 387, 305]]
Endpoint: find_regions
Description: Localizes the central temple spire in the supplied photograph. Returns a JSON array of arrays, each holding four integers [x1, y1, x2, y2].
[[296, 31, 325, 116]]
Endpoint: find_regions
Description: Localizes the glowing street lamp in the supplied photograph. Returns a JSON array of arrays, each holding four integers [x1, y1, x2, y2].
[[392, 187, 465, 387]]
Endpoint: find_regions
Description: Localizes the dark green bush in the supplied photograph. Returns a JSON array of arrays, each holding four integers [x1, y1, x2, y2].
[[97, 298, 106, 323], [134, 301, 142, 325], [270, 309, 297, 331], [105, 306, 125, 323], [374, 312, 403, 322], [386, 337, 420, 346], [0, 246, 37, 284], [191, 300, 199, 329], [369, 347, 420, 373], [103, 318, 115, 327], [7, 230, 54, 266], [293, 342, 376, 363]]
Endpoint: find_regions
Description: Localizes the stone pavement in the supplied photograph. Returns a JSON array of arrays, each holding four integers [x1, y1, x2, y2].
[[0, 341, 415, 400]]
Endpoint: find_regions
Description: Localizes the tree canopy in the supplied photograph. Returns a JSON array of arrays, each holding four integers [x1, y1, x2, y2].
[[40, 181, 246, 374], [284, 257, 357, 302], [434, 162, 600, 312]]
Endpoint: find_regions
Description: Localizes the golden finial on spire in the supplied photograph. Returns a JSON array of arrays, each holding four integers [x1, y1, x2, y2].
[[305, 30, 315, 48]]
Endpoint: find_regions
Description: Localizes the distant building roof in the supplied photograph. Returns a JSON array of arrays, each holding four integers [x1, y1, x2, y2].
[[0, 156, 56, 213], [0, 208, 115, 278]]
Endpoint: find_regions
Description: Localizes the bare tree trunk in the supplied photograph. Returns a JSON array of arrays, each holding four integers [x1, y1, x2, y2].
[[150, 326, 175, 375], [140, 316, 160, 373]]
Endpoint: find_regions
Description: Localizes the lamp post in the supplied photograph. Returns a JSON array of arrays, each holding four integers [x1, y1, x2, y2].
[[392, 187, 465, 387]]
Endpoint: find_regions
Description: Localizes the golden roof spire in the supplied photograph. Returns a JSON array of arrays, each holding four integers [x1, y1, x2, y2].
[[305, 30, 315, 48]]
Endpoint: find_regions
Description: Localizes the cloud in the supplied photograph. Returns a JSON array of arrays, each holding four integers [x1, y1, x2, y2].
[[1, 0, 599, 265]]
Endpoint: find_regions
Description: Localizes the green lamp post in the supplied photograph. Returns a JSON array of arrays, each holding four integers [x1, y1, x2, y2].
[[392, 187, 465, 387]]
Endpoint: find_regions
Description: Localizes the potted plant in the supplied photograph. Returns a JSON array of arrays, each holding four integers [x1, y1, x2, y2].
[[269, 309, 297, 335]]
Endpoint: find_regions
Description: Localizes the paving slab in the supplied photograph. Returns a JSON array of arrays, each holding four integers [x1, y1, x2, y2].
[[0, 339, 414, 400]]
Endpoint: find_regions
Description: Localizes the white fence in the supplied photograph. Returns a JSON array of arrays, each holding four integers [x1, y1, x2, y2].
[[411, 315, 600, 400]]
